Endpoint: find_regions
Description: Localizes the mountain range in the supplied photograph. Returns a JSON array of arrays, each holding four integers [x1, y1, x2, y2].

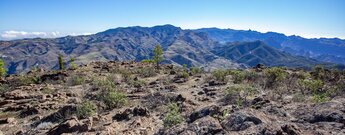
[[196, 28, 345, 64], [0, 24, 344, 74]]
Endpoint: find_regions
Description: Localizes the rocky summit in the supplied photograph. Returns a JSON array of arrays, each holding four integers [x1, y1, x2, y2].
[[0, 61, 344, 135]]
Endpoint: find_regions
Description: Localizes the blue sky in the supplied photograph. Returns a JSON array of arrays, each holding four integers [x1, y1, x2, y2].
[[0, 0, 344, 40]]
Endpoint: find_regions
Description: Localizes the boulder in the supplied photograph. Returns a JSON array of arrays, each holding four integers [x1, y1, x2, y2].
[[221, 112, 262, 131], [188, 105, 220, 123], [47, 117, 88, 135]]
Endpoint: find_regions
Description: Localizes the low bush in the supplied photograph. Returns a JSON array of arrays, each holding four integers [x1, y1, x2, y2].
[[228, 70, 245, 84], [138, 67, 156, 78], [101, 91, 127, 109], [76, 101, 96, 119], [212, 69, 228, 82], [263, 67, 287, 88], [298, 79, 323, 94], [163, 103, 183, 128], [190, 67, 202, 75], [311, 92, 329, 103], [224, 84, 257, 106], [67, 75, 85, 86]]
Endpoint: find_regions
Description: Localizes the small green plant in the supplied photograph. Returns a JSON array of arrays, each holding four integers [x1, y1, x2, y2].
[[220, 109, 230, 120], [178, 71, 189, 79], [76, 101, 96, 119], [138, 67, 156, 77], [224, 84, 257, 106], [190, 67, 202, 75], [212, 69, 228, 82], [0, 59, 6, 77], [101, 91, 128, 109], [18, 75, 41, 86], [67, 75, 85, 86], [163, 103, 183, 128], [263, 67, 287, 88], [41, 86, 54, 94], [0, 84, 10, 95], [141, 59, 154, 64], [92, 76, 117, 91], [311, 92, 329, 103], [152, 44, 163, 69], [120, 70, 132, 82], [298, 79, 323, 94], [229, 70, 245, 84], [311, 65, 325, 80], [58, 54, 64, 70], [69, 57, 77, 70]]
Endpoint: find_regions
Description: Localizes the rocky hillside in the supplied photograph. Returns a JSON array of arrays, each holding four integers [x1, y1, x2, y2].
[[196, 28, 345, 64], [0, 25, 240, 74], [212, 41, 323, 68], [0, 61, 344, 134], [0, 25, 334, 74]]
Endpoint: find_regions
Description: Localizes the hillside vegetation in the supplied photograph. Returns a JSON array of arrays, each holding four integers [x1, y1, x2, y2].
[[0, 61, 344, 134]]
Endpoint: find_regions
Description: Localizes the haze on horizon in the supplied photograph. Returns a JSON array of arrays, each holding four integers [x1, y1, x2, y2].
[[0, 0, 344, 40]]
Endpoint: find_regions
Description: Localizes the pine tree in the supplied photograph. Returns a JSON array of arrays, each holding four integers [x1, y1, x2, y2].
[[152, 44, 163, 69], [58, 54, 64, 70], [0, 59, 6, 77]]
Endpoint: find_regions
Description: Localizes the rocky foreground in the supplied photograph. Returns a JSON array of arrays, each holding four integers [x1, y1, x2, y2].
[[0, 61, 344, 135]]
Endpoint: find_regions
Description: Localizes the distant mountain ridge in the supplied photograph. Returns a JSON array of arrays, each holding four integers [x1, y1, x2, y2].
[[0, 25, 340, 74], [212, 41, 321, 68], [196, 28, 345, 64]]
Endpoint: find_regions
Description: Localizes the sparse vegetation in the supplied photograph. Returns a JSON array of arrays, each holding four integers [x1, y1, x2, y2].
[[212, 69, 228, 82], [69, 57, 77, 70], [228, 70, 245, 84], [101, 91, 127, 109], [224, 84, 257, 106], [190, 67, 202, 75], [0, 59, 6, 77], [163, 103, 183, 128], [263, 67, 287, 88], [76, 101, 96, 119], [67, 75, 85, 86]]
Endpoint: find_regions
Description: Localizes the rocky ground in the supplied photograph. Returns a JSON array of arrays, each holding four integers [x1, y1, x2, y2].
[[0, 61, 344, 135]]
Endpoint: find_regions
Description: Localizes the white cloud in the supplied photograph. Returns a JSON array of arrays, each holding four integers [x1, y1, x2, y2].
[[0, 31, 93, 40]]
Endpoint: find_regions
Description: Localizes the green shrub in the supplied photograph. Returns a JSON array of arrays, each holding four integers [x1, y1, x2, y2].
[[41, 86, 55, 94], [243, 70, 259, 82], [76, 101, 96, 119], [120, 70, 132, 82], [212, 69, 228, 82], [312, 92, 329, 103], [178, 71, 189, 79], [129, 79, 146, 88], [69, 57, 77, 70], [163, 103, 183, 128], [229, 70, 245, 84], [311, 65, 325, 79], [224, 84, 257, 106], [18, 75, 41, 86], [0, 84, 10, 95], [190, 67, 202, 75], [101, 91, 127, 109], [298, 79, 323, 94], [92, 76, 117, 91], [263, 67, 287, 88], [138, 67, 156, 77], [141, 59, 154, 64], [0, 59, 6, 77], [67, 75, 85, 86]]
